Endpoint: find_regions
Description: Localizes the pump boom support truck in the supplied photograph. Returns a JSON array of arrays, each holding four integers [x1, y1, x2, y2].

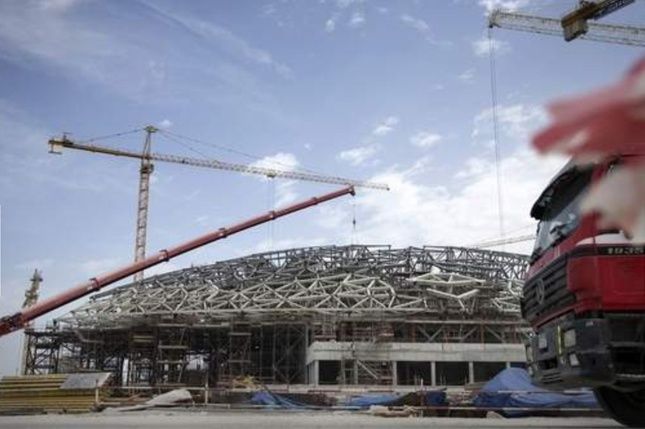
[[522, 152, 645, 427]]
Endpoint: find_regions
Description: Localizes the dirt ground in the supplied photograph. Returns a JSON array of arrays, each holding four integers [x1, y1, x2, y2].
[[0, 409, 622, 429]]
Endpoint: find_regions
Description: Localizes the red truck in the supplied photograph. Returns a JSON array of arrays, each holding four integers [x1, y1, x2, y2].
[[523, 153, 645, 427]]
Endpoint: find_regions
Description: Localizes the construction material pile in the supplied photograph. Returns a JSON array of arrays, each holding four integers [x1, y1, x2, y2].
[[0, 373, 109, 415]]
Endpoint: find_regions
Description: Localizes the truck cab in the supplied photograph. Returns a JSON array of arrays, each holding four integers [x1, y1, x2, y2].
[[522, 154, 645, 427]]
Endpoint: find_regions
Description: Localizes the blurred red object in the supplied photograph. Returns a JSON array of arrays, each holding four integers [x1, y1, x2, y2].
[[533, 57, 645, 241], [534, 57, 645, 161]]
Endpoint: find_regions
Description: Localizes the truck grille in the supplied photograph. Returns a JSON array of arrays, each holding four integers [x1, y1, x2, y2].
[[521, 255, 575, 323]]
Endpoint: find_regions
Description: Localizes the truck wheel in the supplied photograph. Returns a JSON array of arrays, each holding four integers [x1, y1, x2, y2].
[[594, 386, 645, 427]]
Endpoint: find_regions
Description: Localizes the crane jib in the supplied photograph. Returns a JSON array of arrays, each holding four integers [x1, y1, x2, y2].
[[47, 138, 389, 190]]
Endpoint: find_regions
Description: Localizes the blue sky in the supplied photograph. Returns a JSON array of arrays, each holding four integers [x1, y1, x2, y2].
[[0, 0, 643, 375]]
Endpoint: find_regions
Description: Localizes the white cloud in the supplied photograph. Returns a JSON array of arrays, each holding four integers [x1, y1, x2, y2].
[[194, 215, 209, 226], [410, 131, 442, 148], [336, 0, 365, 9], [327, 148, 565, 253], [377, 7, 389, 14], [325, 18, 336, 32], [399, 13, 451, 46], [473, 35, 510, 57], [250, 152, 299, 172], [400, 14, 430, 34], [15, 258, 54, 270], [372, 116, 399, 137], [472, 104, 546, 145], [348, 11, 366, 28], [150, 6, 293, 78], [0, 1, 291, 106], [322, 100, 563, 253], [38, 0, 83, 12], [478, 0, 532, 13], [248, 236, 328, 255], [249, 152, 301, 207], [458, 68, 475, 83], [325, 0, 367, 33], [158, 118, 173, 129], [0, 3, 121, 85], [183, 189, 201, 201], [338, 145, 378, 166], [145, 261, 180, 277], [0, 100, 134, 195], [78, 257, 122, 277], [455, 157, 491, 179], [338, 116, 398, 166]]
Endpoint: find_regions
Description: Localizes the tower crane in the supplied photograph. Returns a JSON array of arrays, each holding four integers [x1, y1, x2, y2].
[[19, 270, 42, 374], [49, 128, 389, 280], [488, 5, 645, 47], [21, 270, 43, 310]]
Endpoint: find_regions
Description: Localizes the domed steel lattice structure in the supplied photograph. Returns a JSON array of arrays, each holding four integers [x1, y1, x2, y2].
[[25, 245, 529, 388]]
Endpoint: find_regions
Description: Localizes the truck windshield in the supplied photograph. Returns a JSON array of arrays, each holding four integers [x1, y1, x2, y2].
[[532, 168, 593, 261]]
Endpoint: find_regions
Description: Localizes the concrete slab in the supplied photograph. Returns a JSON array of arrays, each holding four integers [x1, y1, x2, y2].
[[306, 341, 526, 364]]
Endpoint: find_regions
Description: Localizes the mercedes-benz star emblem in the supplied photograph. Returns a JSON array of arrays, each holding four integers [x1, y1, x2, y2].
[[536, 279, 546, 305]]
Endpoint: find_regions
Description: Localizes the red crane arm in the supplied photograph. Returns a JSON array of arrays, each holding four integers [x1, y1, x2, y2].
[[0, 186, 355, 337]]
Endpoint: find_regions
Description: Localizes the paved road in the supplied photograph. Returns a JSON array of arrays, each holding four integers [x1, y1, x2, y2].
[[0, 410, 623, 429]]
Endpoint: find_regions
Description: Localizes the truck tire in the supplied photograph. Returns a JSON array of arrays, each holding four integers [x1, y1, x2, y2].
[[594, 386, 645, 427]]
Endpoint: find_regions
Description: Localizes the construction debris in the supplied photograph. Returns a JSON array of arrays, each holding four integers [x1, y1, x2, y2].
[[368, 405, 417, 417], [115, 389, 194, 412]]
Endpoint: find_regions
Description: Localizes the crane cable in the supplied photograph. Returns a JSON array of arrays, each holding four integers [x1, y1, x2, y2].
[[268, 178, 275, 251], [488, 26, 506, 243], [159, 129, 327, 177], [158, 131, 212, 159], [76, 127, 145, 144], [351, 196, 357, 245], [75, 127, 348, 189]]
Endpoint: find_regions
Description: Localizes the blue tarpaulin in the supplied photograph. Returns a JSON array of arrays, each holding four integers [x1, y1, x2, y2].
[[249, 391, 306, 408], [344, 393, 401, 408], [250, 389, 446, 409], [473, 368, 598, 416]]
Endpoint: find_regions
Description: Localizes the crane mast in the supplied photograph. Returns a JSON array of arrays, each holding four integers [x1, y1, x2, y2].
[[134, 126, 156, 281], [19, 270, 42, 374]]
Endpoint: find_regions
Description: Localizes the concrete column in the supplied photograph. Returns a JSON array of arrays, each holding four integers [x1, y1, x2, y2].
[[468, 361, 475, 384], [391, 361, 397, 387], [313, 360, 319, 386], [506, 362, 511, 369], [430, 361, 436, 386], [352, 360, 358, 385]]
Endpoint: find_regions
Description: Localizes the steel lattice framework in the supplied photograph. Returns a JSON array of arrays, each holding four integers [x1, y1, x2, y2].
[[58, 245, 528, 330]]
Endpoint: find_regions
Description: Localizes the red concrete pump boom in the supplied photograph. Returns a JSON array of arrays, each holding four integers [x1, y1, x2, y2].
[[0, 186, 355, 337]]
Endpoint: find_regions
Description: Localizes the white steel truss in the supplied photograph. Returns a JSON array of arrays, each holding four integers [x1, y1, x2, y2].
[[57, 245, 528, 329]]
